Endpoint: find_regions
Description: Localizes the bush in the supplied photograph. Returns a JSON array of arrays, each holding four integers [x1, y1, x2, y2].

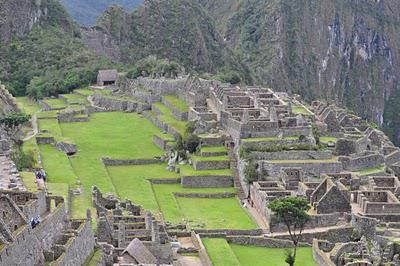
[[185, 121, 196, 135], [0, 112, 31, 128], [11, 147, 36, 171], [216, 70, 242, 84], [126, 56, 183, 79], [185, 134, 200, 154]]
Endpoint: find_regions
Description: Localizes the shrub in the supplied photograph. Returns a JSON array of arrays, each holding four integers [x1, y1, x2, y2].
[[11, 147, 36, 171]]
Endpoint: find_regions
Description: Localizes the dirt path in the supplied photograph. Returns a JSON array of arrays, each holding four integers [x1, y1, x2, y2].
[[23, 114, 38, 141]]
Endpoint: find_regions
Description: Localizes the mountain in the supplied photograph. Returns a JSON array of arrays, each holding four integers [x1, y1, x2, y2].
[[0, 0, 114, 98], [59, 0, 143, 26], [197, 0, 400, 145], [81, 0, 253, 82]]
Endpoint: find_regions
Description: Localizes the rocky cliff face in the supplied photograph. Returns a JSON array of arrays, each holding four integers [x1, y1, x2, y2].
[[0, 85, 18, 115], [0, 0, 47, 42], [200, 0, 400, 144]]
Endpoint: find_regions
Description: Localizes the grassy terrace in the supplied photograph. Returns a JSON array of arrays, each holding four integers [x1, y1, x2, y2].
[[153, 102, 187, 135], [192, 155, 230, 162], [61, 93, 88, 105], [17, 97, 42, 115], [203, 238, 316, 266], [201, 146, 227, 153], [320, 136, 337, 143], [153, 184, 237, 226], [353, 165, 385, 176], [292, 105, 312, 115], [164, 95, 189, 112], [154, 132, 175, 141], [242, 136, 299, 143], [20, 172, 38, 192], [74, 88, 112, 96], [43, 98, 67, 109]]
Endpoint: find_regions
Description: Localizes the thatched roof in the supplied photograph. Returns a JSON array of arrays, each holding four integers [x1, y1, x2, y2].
[[121, 238, 157, 264], [97, 69, 118, 81]]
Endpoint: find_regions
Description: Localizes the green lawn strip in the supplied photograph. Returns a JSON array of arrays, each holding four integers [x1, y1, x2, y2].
[[43, 98, 67, 109], [38, 144, 78, 185], [37, 118, 64, 140], [84, 248, 103, 266], [47, 182, 69, 201], [61, 93, 88, 105], [153, 102, 187, 135], [292, 105, 312, 115], [103, 94, 138, 102], [200, 146, 227, 153], [164, 95, 189, 112], [152, 184, 236, 225], [242, 136, 299, 143], [23, 138, 41, 168], [353, 165, 385, 175], [192, 155, 230, 162], [230, 244, 317, 266], [70, 191, 95, 220], [177, 197, 256, 229], [16, 97, 41, 115], [202, 238, 241, 266], [74, 88, 113, 96], [155, 132, 175, 141], [20, 172, 38, 192], [37, 110, 59, 119], [320, 136, 337, 143], [179, 164, 232, 176], [107, 164, 179, 212]]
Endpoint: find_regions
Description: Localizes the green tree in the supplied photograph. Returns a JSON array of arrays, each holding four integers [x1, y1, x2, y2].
[[268, 197, 311, 266], [0, 112, 30, 128], [244, 160, 258, 198]]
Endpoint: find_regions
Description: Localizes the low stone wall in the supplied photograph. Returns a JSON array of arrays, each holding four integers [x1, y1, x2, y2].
[[192, 159, 230, 171], [263, 161, 343, 177], [227, 236, 301, 248], [36, 136, 55, 144], [181, 175, 233, 188], [340, 153, 384, 171], [173, 192, 236, 198], [149, 178, 180, 184], [143, 111, 169, 132], [162, 97, 188, 121], [250, 150, 332, 161], [91, 94, 149, 112], [270, 212, 345, 233], [191, 233, 212, 266], [102, 158, 162, 166], [312, 240, 335, 266], [153, 134, 175, 151], [50, 220, 95, 266], [241, 138, 314, 149], [275, 226, 354, 244], [385, 150, 400, 166], [200, 150, 227, 157]]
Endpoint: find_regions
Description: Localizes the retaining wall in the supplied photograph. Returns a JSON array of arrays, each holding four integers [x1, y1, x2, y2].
[[192, 159, 230, 171], [181, 175, 233, 188], [102, 158, 162, 166]]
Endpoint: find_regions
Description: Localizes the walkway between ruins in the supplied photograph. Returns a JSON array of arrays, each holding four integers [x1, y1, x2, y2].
[[175, 237, 202, 266], [245, 204, 269, 233], [23, 114, 38, 141], [266, 224, 348, 238]]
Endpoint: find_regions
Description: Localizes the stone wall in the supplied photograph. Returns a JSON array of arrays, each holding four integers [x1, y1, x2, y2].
[[250, 150, 332, 161], [50, 220, 95, 266], [191, 233, 212, 266], [181, 175, 233, 188], [339, 153, 384, 171], [173, 192, 236, 198], [36, 136, 55, 144], [312, 240, 335, 266], [226, 236, 301, 248], [102, 158, 162, 166], [275, 226, 354, 244], [153, 134, 175, 151], [91, 94, 149, 112], [263, 161, 343, 177], [162, 97, 188, 121], [192, 159, 230, 171]]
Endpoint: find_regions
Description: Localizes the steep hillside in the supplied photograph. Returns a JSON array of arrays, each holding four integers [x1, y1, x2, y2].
[[59, 0, 143, 26], [81, 0, 253, 82], [0, 0, 114, 98], [199, 0, 400, 145]]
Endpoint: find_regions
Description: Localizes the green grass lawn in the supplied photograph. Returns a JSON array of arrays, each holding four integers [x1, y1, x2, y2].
[[153, 102, 187, 135], [176, 197, 256, 229], [270, 157, 338, 163], [202, 238, 241, 266], [38, 118, 65, 140], [58, 112, 164, 218], [16, 97, 41, 115], [201, 146, 227, 153], [192, 155, 230, 162], [353, 165, 385, 175], [37, 110, 59, 119], [107, 164, 179, 212], [43, 98, 67, 109], [203, 238, 317, 266], [74, 88, 112, 96], [47, 182, 69, 201], [230, 244, 317, 266], [320, 136, 337, 143], [38, 144, 78, 185], [179, 164, 232, 176], [20, 172, 38, 192], [242, 136, 299, 143], [164, 95, 189, 112], [152, 184, 236, 225], [61, 93, 88, 105], [292, 105, 312, 115]]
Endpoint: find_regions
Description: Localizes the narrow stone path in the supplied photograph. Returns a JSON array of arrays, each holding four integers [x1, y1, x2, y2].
[[23, 114, 38, 141], [174, 237, 203, 266]]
